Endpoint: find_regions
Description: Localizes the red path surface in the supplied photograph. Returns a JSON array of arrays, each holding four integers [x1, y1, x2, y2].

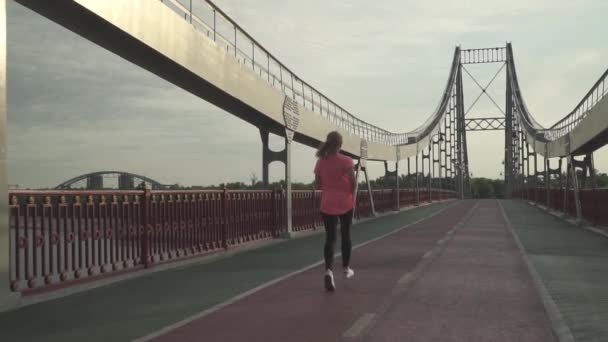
[[150, 200, 556, 342]]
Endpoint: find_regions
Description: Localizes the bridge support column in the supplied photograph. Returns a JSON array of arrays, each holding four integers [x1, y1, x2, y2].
[[259, 128, 291, 237], [432, 136, 440, 201], [526, 144, 534, 201], [572, 154, 596, 189], [415, 153, 420, 206], [587, 154, 597, 189], [284, 137, 293, 237], [441, 128, 447, 200], [545, 158, 550, 208], [504, 61, 514, 198], [259, 129, 287, 188], [422, 148, 431, 202], [407, 157, 417, 206], [569, 156, 583, 225], [384, 161, 399, 211], [455, 62, 468, 199], [0, 0, 19, 312], [395, 161, 400, 210], [563, 157, 571, 217], [565, 154, 595, 225], [354, 160, 376, 218], [520, 134, 527, 199], [545, 158, 562, 210], [532, 152, 538, 204]]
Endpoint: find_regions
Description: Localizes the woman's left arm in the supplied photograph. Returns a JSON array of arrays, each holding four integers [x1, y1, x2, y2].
[[347, 168, 356, 194]]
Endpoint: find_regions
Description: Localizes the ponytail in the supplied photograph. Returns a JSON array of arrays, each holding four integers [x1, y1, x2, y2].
[[316, 131, 343, 159]]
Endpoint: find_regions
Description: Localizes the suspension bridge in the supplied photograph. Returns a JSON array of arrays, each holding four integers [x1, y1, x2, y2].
[[1, 0, 608, 341]]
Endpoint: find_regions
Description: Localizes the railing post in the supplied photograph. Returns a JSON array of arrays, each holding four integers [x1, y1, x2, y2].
[[271, 188, 277, 236], [141, 185, 152, 267], [311, 189, 316, 229], [222, 187, 228, 249]]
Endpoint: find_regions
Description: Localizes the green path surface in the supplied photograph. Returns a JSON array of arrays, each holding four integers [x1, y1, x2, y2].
[[0, 201, 452, 342], [503, 200, 608, 342]]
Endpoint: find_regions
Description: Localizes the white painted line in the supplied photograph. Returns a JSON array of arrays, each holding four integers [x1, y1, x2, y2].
[[397, 272, 413, 284], [422, 250, 433, 259], [582, 225, 608, 239], [343, 313, 377, 338], [498, 200, 575, 342], [133, 201, 459, 342]]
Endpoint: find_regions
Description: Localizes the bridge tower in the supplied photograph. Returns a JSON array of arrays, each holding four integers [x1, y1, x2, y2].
[[457, 44, 520, 198]]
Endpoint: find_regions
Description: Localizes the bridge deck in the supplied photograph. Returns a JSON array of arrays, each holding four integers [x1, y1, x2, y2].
[[147, 200, 556, 342], [503, 201, 608, 342], [0, 200, 607, 341]]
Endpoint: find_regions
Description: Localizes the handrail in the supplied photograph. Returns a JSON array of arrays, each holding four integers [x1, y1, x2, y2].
[[506, 43, 608, 143], [545, 68, 608, 140], [159, 0, 458, 145]]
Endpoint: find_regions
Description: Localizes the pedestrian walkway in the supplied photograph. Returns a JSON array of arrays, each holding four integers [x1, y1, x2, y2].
[[146, 200, 556, 342], [503, 200, 608, 342], [0, 201, 452, 342], [2, 199, 607, 342], [360, 200, 556, 342]]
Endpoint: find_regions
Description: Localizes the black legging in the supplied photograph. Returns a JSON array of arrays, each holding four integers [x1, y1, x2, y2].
[[322, 210, 353, 270]]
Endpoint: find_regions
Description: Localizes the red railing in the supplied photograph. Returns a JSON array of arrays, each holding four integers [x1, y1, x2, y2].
[[513, 187, 608, 227], [9, 187, 457, 293]]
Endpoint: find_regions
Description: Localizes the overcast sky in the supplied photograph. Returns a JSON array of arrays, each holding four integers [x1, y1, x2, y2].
[[6, 0, 608, 188]]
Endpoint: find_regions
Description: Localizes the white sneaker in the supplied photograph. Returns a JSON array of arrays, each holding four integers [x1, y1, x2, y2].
[[324, 269, 336, 291], [344, 267, 355, 279]]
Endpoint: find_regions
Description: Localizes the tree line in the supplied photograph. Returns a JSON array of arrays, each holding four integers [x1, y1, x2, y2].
[[182, 170, 608, 200]]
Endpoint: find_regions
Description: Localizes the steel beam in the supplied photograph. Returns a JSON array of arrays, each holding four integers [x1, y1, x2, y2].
[[569, 156, 583, 224], [461, 47, 507, 64], [504, 59, 514, 198]]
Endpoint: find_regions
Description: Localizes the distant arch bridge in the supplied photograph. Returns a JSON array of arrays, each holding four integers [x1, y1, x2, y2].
[[55, 171, 171, 190]]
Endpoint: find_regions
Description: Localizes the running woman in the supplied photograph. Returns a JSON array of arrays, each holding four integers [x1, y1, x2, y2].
[[314, 131, 357, 291]]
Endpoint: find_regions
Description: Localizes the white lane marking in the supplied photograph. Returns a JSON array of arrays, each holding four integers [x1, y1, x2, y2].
[[343, 313, 377, 338], [397, 271, 413, 284]]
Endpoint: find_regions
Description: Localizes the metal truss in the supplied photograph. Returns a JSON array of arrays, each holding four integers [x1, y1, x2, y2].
[[465, 117, 506, 131], [461, 47, 507, 64]]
